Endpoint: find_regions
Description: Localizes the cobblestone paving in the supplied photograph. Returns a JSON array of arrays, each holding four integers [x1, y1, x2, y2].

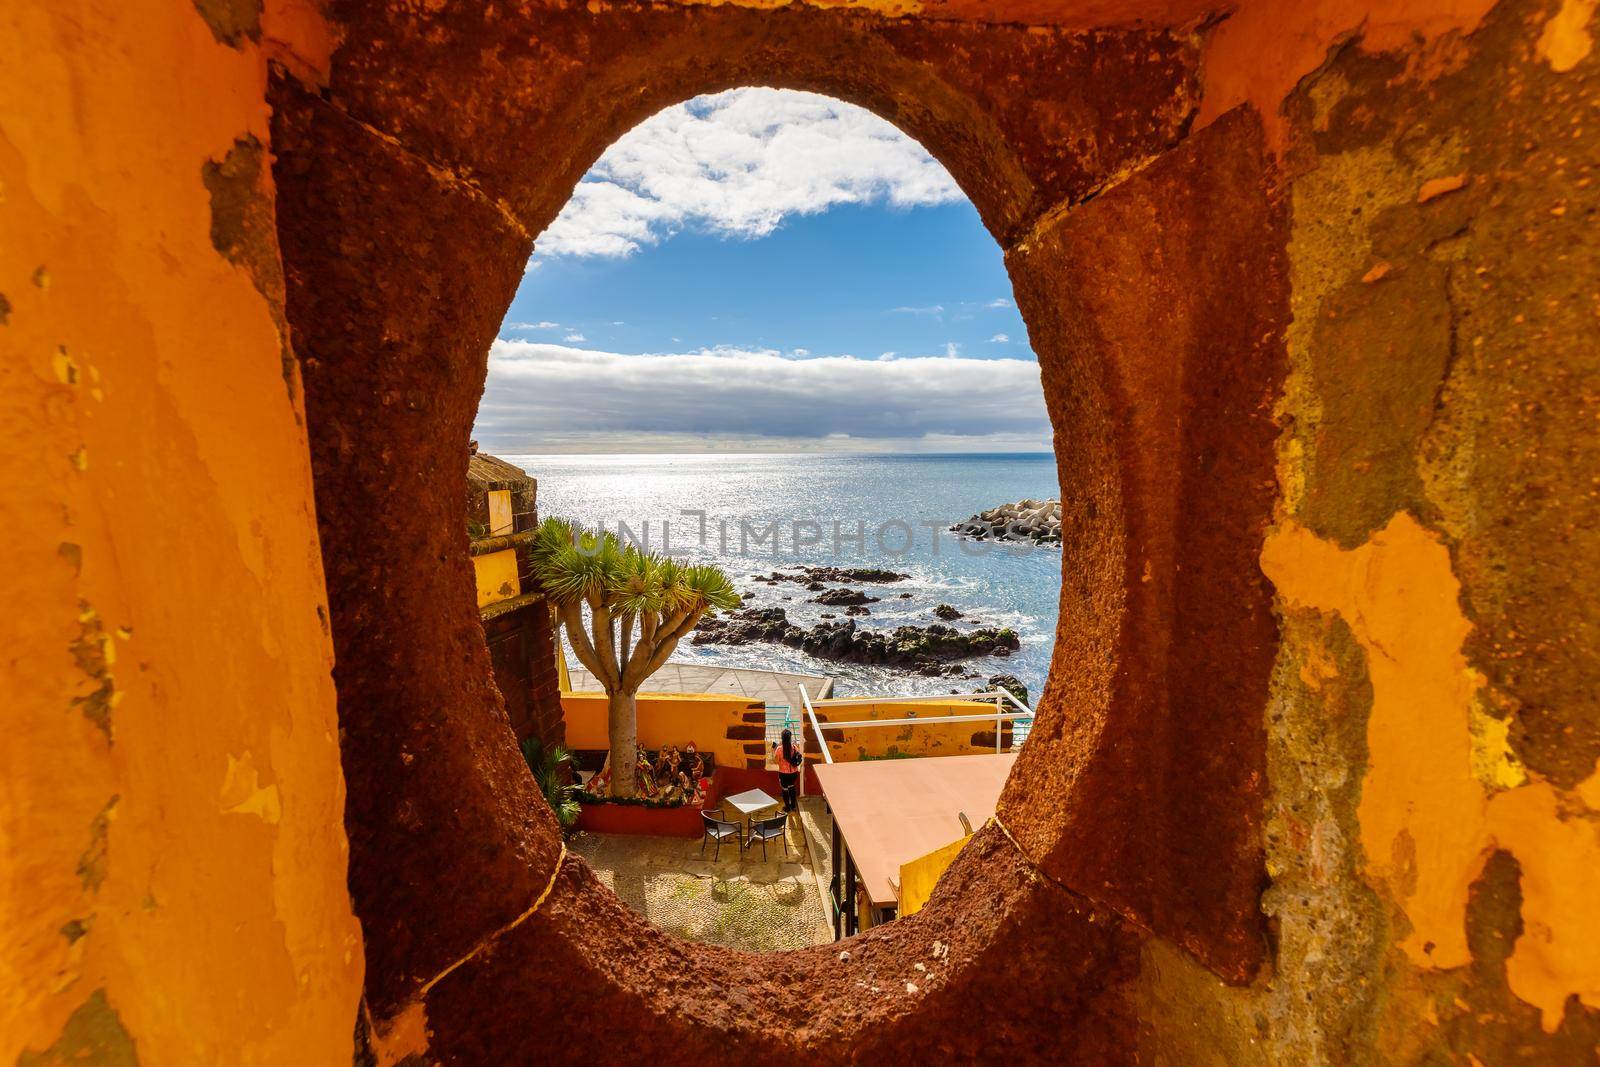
[[569, 818, 832, 952]]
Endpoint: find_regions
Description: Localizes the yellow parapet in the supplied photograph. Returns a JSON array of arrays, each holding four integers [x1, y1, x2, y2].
[[812, 700, 1011, 762], [898, 834, 973, 917], [561, 690, 764, 770], [473, 547, 521, 609]]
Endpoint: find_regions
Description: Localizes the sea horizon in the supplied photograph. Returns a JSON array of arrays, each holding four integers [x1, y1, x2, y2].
[[505, 450, 1062, 708]]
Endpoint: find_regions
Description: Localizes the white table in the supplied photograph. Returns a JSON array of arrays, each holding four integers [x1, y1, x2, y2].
[[723, 787, 780, 834]]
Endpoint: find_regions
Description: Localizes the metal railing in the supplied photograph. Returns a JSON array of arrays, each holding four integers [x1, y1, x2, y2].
[[798, 685, 1034, 766], [763, 703, 795, 758]]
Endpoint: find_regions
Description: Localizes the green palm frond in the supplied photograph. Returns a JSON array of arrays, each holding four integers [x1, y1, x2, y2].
[[653, 557, 695, 613], [606, 548, 664, 615], [681, 563, 741, 611], [531, 515, 576, 563], [530, 518, 632, 605], [530, 518, 737, 615]]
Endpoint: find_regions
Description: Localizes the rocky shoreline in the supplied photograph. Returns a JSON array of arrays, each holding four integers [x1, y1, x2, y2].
[[693, 606, 1019, 676], [951, 498, 1061, 545], [697, 562, 1035, 691], [757, 565, 909, 588]]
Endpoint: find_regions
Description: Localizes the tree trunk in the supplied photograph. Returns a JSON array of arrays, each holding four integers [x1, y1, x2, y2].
[[607, 688, 639, 798]]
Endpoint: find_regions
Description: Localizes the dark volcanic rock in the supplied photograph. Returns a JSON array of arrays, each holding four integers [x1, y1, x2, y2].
[[987, 674, 1030, 706], [844, 604, 871, 616], [934, 603, 962, 620], [696, 610, 1019, 671], [691, 607, 793, 646], [765, 566, 909, 585], [812, 587, 879, 606]]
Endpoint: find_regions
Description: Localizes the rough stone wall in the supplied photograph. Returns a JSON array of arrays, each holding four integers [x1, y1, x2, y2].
[[1002, 105, 1287, 985], [1141, 0, 1600, 1061], [275, 0, 1600, 1062], [271, 6, 1204, 1055], [0, 1, 363, 1064], [483, 605, 567, 747], [3, 0, 1598, 1063]]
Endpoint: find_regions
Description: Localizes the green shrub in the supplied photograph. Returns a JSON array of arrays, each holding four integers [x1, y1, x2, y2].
[[521, 737, 581, 829]]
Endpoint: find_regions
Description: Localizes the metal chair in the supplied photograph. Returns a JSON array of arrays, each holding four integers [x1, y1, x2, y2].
[[700, 811, 742, 861], [745, 812, 790, 862]]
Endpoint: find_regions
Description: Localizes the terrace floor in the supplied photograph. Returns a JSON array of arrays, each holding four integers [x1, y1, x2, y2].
[[569, 808, 834, 952]]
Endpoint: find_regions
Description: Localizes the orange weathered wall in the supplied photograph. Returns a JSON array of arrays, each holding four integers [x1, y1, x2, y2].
[[1138, 0, 1600, 1059], [472, 548, 521, 609], [808, 700, 1012, 763], [3, 0, 1598, 1063], [0, 1, 362, 1063], [562, 690, 764, 770], [561, 690, 1010, 772]]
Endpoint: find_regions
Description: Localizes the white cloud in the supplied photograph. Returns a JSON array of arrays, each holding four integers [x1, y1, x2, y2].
[[564, 332, 588, 342], [990, 333, 1011, 343], [987, 298, 1012, 309], [891, 305, 944, 316], [943, 342, 961, 358], [507, 320, 562, 331], [534, 89, 962, 260], [474, 341, 1048, 453]]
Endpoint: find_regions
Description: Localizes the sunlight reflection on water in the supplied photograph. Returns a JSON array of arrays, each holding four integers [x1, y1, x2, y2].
[[507, 452, 1062, 703]]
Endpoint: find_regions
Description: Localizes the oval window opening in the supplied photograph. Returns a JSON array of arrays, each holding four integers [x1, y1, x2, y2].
[[468, 88, 1058, 953]]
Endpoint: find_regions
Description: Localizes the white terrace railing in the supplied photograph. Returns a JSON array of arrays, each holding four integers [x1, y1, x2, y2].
[[797, 684, 1035, 766]]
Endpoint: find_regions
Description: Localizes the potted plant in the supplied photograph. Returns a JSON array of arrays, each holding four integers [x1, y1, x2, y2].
[[520, 736, 581, 831]]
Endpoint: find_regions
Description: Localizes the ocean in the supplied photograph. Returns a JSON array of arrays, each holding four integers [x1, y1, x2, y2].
[[506, 452, 1062, 709]]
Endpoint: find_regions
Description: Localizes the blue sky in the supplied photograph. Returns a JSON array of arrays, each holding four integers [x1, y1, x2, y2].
[[476, 89, 1048, 454]]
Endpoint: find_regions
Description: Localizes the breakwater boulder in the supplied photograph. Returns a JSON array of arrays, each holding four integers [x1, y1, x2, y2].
[[951, 498, 1061, 544]]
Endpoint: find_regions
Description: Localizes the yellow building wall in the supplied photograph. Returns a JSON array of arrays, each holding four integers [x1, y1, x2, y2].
[[0, 2, 362, 1063], [897, 834, 973, 917], [812, 700, 1011, 763], [487, 488, 514, 536], [561, 690, 763, 769], [473, 547, 521, 608], [561, 688, 1011, 772]]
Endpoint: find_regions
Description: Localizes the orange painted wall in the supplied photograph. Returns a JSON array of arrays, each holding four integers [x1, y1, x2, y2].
[[3, 0, 1597, 1061], [810, 699, 1012, 763], [561, 690, 1012, 771], [472, 548, 521, 608], [562, 690, 763, 769], [0, 1, 362, 1063]]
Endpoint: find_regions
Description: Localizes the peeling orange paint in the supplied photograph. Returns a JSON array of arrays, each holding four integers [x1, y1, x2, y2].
[[220, 752, 284, 824], [1418, 172, 1470, 202], [1263, 515, 1600, 1030], [1198, 0, 1497, 148], [1487, 779, 1600, 1028], [370, 1000, 430, 1067], [1262, 515, 1487, 969], [1536, 0, 1597, 70], [1, 0, 360, 1061], [648, 0, 1219, 29]]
